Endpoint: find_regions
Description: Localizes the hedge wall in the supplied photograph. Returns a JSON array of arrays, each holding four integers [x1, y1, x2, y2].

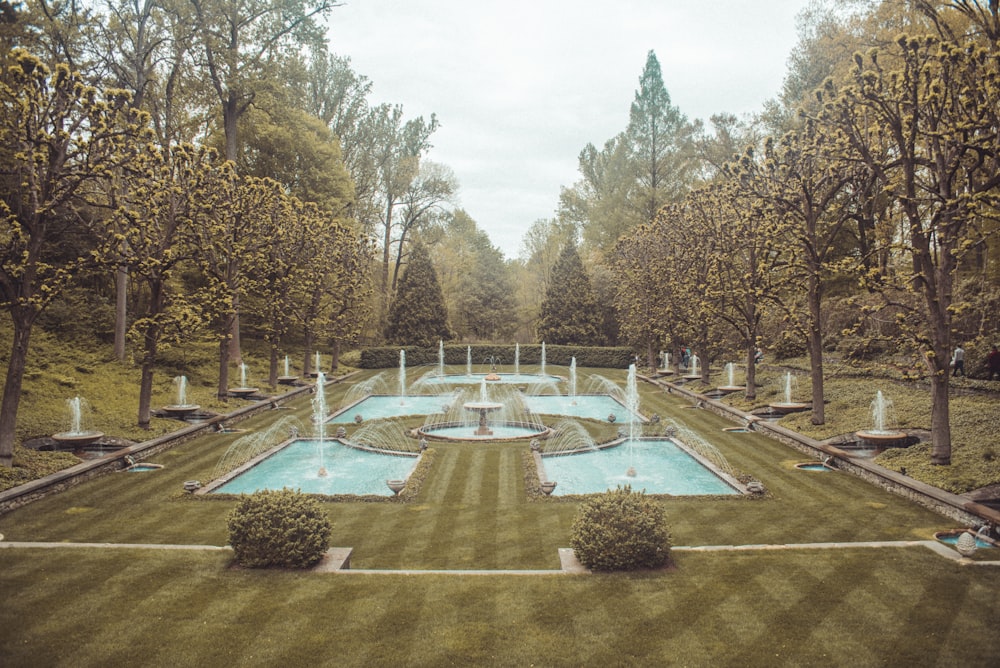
[[359, 344, 633, 369]]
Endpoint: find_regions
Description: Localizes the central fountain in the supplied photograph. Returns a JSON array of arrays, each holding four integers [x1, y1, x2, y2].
[[278, 355, 298, 385], [463, 380, 504, 436]]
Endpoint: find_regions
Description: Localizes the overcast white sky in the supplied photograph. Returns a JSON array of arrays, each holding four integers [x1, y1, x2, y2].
[[327, 0, 812, 259]]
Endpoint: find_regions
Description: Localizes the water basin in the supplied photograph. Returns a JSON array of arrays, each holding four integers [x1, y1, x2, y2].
[[539, 439, 740, 496], [934, 530, 995, 549], [795, 462, 832, 472], [208, 439, 418, 496]]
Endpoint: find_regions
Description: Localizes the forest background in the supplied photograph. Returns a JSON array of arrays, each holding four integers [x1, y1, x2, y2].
[[2, 0, 1000, 477]]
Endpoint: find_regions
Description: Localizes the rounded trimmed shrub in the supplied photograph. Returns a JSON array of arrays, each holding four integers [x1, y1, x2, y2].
[[227, 488, 332, 568], [570, 485, 671, 571]]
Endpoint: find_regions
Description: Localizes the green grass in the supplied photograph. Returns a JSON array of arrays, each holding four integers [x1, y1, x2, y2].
[[1, 367, 1000, 665]]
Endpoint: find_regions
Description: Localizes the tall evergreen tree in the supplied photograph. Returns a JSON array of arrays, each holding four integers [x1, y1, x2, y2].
[[384, 240, 451, 347], [537, 241, 602, 345]]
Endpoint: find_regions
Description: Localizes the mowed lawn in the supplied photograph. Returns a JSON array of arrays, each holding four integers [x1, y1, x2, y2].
[[1, 370, 999, 666]]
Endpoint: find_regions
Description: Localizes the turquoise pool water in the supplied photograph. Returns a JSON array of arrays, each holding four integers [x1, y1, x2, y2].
[[420, 373, 562, 385], [329, 393, 635, 423], [540, 439, 739, 496], [523, 394, 639, 423], [328, 395, 456, 422], [210, 440, 418, 496]]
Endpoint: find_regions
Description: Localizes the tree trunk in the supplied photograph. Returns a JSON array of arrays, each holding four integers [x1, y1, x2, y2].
[[0, 317, 33, 467], [114, 266, 128, 362], [228, 292, 242, 365], [929, 369, 952, 465], [137, 359, 156, 430], [645, 340, 656, 371], [745, 346, 757, 401], [217, 326, 232, 401], [303, 328, 315, 377], [807, 273, 825, 425], [268, 342, 279, 388], [331, 339, 341, 371]]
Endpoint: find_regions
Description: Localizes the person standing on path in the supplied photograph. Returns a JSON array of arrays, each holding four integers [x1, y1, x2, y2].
[[952, 345, 966, 377]]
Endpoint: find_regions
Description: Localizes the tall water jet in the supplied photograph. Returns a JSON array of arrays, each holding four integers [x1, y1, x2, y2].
[[856, 389, 906, 445], [625, 364, 639, 445], [515, 342, 520, 376], [438, 340, 445, 376], [52, 396, 104, 447], [399, 350, 407, 401], [313, 371, 328, 476], [569, 357, 577, 399], [466, 346, 472, 376], [284, 355, 290, 377], [541, 342, 547, 376], [661, 351, 670, 371]]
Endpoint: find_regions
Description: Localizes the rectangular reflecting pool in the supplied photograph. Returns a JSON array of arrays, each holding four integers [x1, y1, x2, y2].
[[209, 440, 418, 496], [523, 394, 639, 423], [328, 395, 456, 423], [540, 439, 740, 496]]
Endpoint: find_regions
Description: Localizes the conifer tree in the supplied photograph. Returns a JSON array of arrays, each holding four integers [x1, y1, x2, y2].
[[537, 241, 603, 345], [384, 240, 451, 347]]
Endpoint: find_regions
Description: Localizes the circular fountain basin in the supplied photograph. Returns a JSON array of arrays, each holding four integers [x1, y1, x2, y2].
[[934, 530, 995, 549], [418, 421, 551, 442], [162, 404, 200, 418], [716, 385, 744, 394], [124, 462, 164, 472], [463, 401, 503, 412], [277, 376, 298, 385], [795, 462, 832, 472], [228, 387, 258, 398], [855, 430, 907, 446], [768, 402, 809, 414], [51, 431, 104, 448]]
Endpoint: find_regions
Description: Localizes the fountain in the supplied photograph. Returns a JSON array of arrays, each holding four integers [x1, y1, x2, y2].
[[313, 371, 328, 476], [682, 353, 701, 381], [717, 362, 744, 393], [540, 342, 546, 377], [228, 363, 259, 398], [466, 346, 472, 376], [162, 375, 200, 418], [278, 355, 298, 385], [398, 350, 407, 402], [515, 342, 520, 375], [568, 357, 577, 402], [660, 351, 671, 373], [855, 390, 906, 445], [51, 396, 104, 448], [309, 350, 323, 378], [625, 363, 639, 476], [768, 371, 809, 414], [438, 340, 445, 376], [463, 378, 504, 435]]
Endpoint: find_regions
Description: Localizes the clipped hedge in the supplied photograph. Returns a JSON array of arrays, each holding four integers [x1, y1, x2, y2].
[[570, 485, 671, 571], [227, 488, 332, 568], [359, 344, 633, 369]]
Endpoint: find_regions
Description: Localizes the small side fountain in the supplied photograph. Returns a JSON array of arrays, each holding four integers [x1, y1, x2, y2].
[[438, 340, 445, 377], [278, 355, 298, 385], [52, 396, 104, 448], [682, 354, 701, 381], [768, 371, 809, 414], [568, 357, 577, 404], [228, 363, 259, 398], [162, 375, 200, 418], [717, 362, 744, 393], [855, 390, 906, 446]]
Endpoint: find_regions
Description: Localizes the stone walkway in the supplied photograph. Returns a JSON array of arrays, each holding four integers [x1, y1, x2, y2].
[[2, 539, 998, 572]]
